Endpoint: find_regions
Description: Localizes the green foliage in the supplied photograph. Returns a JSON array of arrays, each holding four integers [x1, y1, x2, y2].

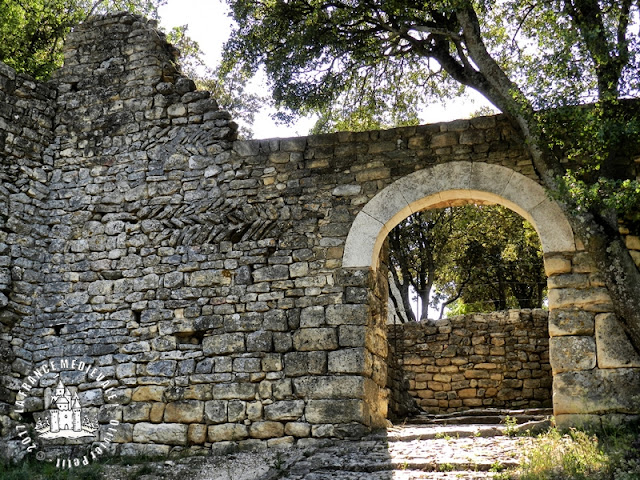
[[514, 425, 640, 480], [0, 0, 166, 80], [388, 205, 546, 320], [0, 458, 103, 480], [166, 24, 263, 138]]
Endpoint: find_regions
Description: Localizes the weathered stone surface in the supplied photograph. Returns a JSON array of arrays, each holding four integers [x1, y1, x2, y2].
[[203, 333, 245, 355], [549, 336, 596, 373], [163, 400, 204, 423], [132, 423, 188, 445], [132, 386, 165, 402], [305, 399, 365, 424], [207, 423, 248, 442], [549, 309, 595, 336], [554, 369, 640, 415], [548, 288, 613, 311], [249, 421, 285, 439], [293, 328, 338, 351], [595, 313, 640, 368], [0, 11, 633, 454], [264, 400, 305, 421]]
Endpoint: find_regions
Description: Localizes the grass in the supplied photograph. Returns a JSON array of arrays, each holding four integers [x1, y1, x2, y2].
[[500, 422, 640, 480], [0, 459, 103, 480]]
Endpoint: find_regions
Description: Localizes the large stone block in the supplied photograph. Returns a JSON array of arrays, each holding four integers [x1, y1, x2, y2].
[[292, 375, 364, 399], [548, 287, 612, 311], [549, 309, 594, 336], [188, 269, 232, 287], [554, 369, 640, 415], [207, 423, 248, 442], [204, 400, 227, 423], [293, 328, 338, 351], [305, 399, 365, 424], [163, 400, 204, 423], [595, 313, 640, 368], [249, 421, 285, 439], [203, 333, 245, 355], [549, 336, 596, 373], [132, 386, 164, 402], [325, 304, 368, 325], [328, 348, 365, 374], [132, 423, 188, 445], [264, 400, 305, 421]]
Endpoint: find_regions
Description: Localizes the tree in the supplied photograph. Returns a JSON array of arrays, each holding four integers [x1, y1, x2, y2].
[[388, 208, 458, 321], [166, 25, 264, 138], [223, 0, 640, 349], [388, 205, 545, 321], [0, 0, 166, 80]]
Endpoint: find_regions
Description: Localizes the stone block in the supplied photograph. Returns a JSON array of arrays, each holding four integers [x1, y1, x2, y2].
[[146, 360, 177, 377], [293, 328, 338, 351], [249, 421, 285, 439], [204, 400, 227, 424], [549, 309, 595, 336], [305, 399, 365, 424], [285, 422, 311, 438], [292, 375, 364, 399], [211, 383, 256, 400], [595, 313, 640, 368], [264, 400, 305, 421], [188, 424, 207, 444], [548, 288, 612, 311], [338, 325, 366, 347], [328, 348, 365, 374], [554, 369, 640, 415], [544, 255, 572, 276], [549, 336, 596, 373], [203, 333, 245, 355], [132, 423, 188, 445], [188, 269, 232, 287], [132, 386, 164, 402], [150, 403, 165, 423], [227, 400, 246, 422], [300, 306, 325, 327], [207, 423, 248, 442], [163, 400, 204, 423], [123, 402, 152, 422], [325, 304, 368, 325], [284, 351, 326, 376]]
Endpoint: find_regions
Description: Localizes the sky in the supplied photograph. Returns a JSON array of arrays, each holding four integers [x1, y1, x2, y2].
[[157, 0, 494, 139]]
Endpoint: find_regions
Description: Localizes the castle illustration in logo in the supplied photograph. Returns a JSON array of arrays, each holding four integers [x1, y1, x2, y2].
[[35, 376, 97, 439]]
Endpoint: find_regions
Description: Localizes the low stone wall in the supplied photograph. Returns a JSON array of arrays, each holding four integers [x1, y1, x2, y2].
[[387, 310, 552, 416]]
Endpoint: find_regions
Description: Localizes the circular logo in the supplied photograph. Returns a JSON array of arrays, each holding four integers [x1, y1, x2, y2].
[[14, 357, 121, 468]]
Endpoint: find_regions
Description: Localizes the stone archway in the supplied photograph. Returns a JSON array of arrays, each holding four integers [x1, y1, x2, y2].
[[342, 161, 640, 427], [343, 161, 576, 270]]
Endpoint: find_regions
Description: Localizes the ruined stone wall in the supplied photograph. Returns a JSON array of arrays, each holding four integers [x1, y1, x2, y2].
[[0, 61, 55, 415], [387, 310, 552, 417], [0, 12, 639, 460]]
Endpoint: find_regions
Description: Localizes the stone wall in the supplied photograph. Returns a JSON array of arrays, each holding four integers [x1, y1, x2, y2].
[[0, 12, 639, 460], [387, 310, 552, 417]]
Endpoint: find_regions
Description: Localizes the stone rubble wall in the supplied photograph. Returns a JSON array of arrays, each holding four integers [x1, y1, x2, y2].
[[0, 12, 638, 458], [0, 60, 56, 413], [387, 310, 552, 417]]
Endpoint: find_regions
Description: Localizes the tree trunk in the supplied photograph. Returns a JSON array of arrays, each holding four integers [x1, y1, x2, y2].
[[454, 4, 640, 351]]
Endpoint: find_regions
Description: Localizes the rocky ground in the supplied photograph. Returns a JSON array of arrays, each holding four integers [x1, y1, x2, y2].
[[99, 410, 550, 480]]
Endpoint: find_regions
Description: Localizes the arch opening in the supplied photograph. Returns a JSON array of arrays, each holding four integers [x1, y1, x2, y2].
[[343, 162, 577, 423]]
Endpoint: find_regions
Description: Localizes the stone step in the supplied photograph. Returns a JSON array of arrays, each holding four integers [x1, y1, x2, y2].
[[407, 407, 553, 425]]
